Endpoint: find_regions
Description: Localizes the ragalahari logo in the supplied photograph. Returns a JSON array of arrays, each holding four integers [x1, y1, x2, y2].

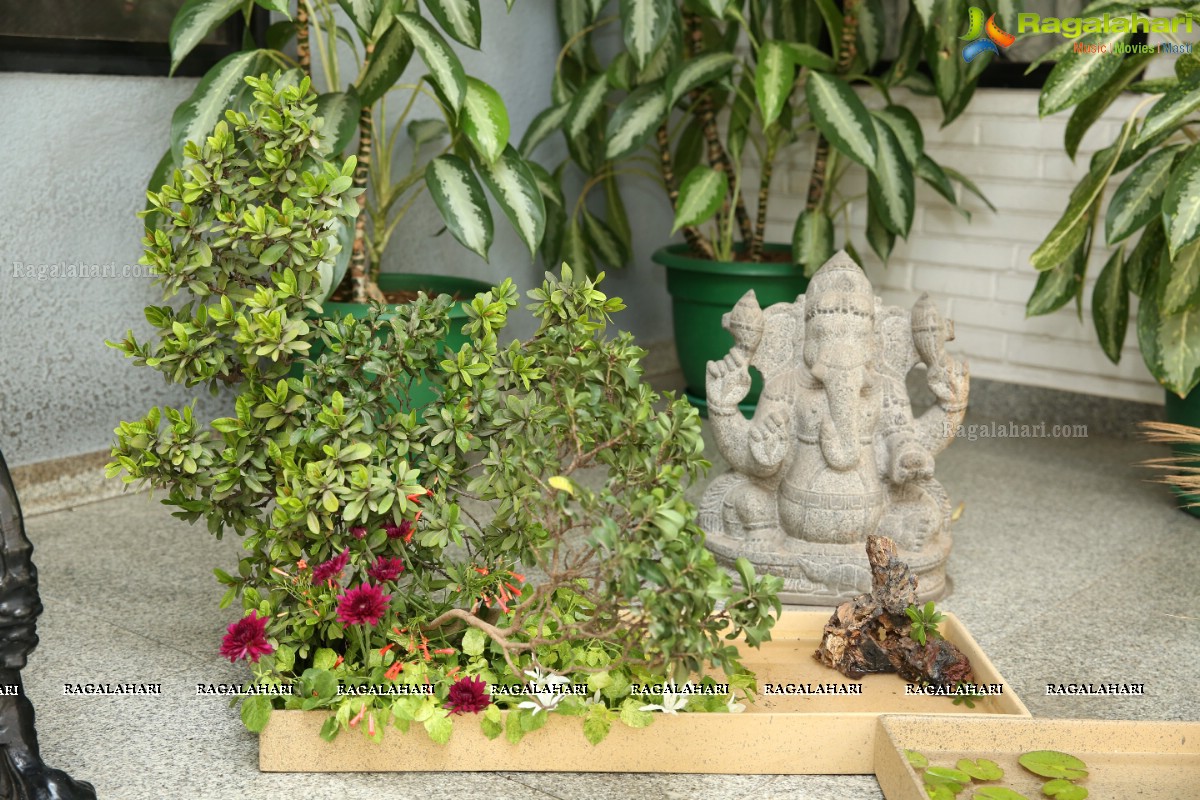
[[961, 7, 1016, 63]]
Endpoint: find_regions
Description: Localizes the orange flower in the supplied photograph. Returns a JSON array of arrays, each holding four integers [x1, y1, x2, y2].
[[385, 662, 403, 681]]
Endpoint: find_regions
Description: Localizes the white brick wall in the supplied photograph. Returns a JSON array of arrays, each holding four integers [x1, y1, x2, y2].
[[767, 88, 1164, 405]]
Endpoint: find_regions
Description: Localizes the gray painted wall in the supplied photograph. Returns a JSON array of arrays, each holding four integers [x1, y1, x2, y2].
[[0, 5, 678, 468]]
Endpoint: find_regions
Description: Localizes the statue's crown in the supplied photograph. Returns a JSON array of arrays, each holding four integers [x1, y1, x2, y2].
[[806, 251, 873, 320]]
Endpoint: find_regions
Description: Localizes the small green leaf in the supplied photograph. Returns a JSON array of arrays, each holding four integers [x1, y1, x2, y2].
[[755, 40, 794, 127], [973, 789, 1030, 800], [1039, 31, 1130, 117], [461, 627, 487, 656], [906, 749, 929, 769], [548, 475, 574, 495], [673, 165, 728, 232], [956, 757, 1004, 781], [1042, 779, 1088, 799], [240, 695, 272, 733], [1018, 751, 1089, 781], [793, 209, 833, 276], [170, 50, 271, 163], [1027, 231, 1088, 317], [1162, 144, 1200, 258], [461, 77, 510, 163]]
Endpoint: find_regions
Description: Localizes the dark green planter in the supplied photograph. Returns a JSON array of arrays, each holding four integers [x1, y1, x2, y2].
[[300, 273, 492, 409], [1164, 387, 1200, 518], [654, 244, 809, 417]]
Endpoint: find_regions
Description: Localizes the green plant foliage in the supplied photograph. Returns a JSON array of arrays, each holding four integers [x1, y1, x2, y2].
[[1041, 779, 1088, 799], [973, 789, 1030, 800], [957, 758, 1003, 781], [906, 749, 929, 769], [1018, 751, 1089, 781], [526, 0, 991, 272], [1030, 23, 1200, 396], [108, 83, 780, 742], [905, 601, 946, 647]]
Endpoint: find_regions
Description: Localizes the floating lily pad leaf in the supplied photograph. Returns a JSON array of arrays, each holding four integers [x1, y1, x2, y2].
[[926, 766, 972, 784], [906, 749, 930, 769], [925, 783, 958, 800], [923, 772, 966, 794], [1019, 751, 1089, 780], [957, 758, 1004, 781], [974, 789, 1031, 800], [1042, 779, 1088, 799]]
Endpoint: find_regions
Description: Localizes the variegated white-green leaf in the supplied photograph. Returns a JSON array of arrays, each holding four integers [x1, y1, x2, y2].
[[1156, 297, 1200, 396], [557, 0, 595, 59], [868, 117, 915, 236], [425, 154, 494, 260], [1092, 248, 1128, 363], [565, 73, 608, 140], [1031, 122, 1129, 270], [520, 103, 569, 157], [672, 165, 728, 232], [604, 83, 668, 160], [1106, 145, 1179, 245], [856, 0, 885, 69], [477, 146, 545, 257], [461, 77, 510, 163], [793, 209, 834, 276], [1027, 238, 1087, 316], [315, 91, 361, 155], [1160, 238, 1200, 315], [620, 0, 672, 70], [582, 209, 630, 268], [635, 14, 678, 84], [1163, 144, 1200, 259], [319, 218, 356, 302], [526, 160, 565, 209], [563, 217, 596, 276], [355, 20, 414, 107], [170, 50, 271, 163], [694, 0, 728, 16], [867, 202, 896, 261], [806, 71, 877, 169], [169, 0, 241, 74], [911, 0, 934, 25], [872, 106, 923, 164], [397, 13, 466, 113], [422, 0, 481, 49], [1136, 77, 1200, 148], [666, 53, 736, 108], [1039, 31, 1130, 117], [408, 118, 449, 147], [337, 0, 378, 36], [783, 42, 836, 72], [755, 40, 795, 128]]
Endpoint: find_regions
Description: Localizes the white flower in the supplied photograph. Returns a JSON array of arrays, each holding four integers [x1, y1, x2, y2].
[[517, 691, 563, 716], [725, 694, 746, 714], [639, 682, 692, 714], [523, 667, 569, 692]]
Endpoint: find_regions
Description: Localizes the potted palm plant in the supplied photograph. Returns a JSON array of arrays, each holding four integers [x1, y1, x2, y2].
[[1024, 7, 1200, 512], [154, 0, 546, 380], [520, 0, 994, 413]]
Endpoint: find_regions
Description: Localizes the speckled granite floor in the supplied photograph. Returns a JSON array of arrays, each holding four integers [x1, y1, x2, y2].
[[18, 416, 1200, 799]]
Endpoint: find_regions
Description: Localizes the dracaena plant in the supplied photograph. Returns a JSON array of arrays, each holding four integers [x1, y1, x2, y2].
[[109, 72, 780, 745], [158, 0, 546, 304], [1025, 4, 1200, 398], [519, 0, 997, 275]]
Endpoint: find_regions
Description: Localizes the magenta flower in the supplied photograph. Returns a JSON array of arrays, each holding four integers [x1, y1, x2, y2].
[[445, 676, 490, 714], [336, 584, 391, 626], [219, 610, 274, 663], [311, 550, 350, 586], [367, 556, 405, 583], [349, 526, 367, 540], [385, 520, 414, 542]]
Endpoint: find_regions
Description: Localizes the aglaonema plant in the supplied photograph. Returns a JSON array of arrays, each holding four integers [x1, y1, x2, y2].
[[520, 0, 998, 275], [109, 72, 781, 746], [158, 0, 545, 304], [1026, 4, 1200, 397]]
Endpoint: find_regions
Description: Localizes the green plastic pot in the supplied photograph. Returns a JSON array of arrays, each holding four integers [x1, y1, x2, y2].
[[299, 272, 493, 409], [1164, 387, 1200, 518], [654, 243, 809, 416]]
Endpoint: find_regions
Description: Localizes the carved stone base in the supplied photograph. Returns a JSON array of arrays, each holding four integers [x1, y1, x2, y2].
[[701, 474, 951, 605]]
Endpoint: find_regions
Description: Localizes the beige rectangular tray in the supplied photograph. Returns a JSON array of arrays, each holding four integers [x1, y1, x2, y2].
[[260, 611, 1029, 773], [875, 715, 1200, 799]]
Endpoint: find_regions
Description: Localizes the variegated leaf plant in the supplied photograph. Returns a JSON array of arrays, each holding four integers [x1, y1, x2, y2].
[[159, 0, 545, 304], [1027, 1, 1200, 397], [525, 0, 995, 275]]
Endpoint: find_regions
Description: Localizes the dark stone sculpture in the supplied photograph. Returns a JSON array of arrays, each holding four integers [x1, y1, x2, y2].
[[0, 449, 96, 800]]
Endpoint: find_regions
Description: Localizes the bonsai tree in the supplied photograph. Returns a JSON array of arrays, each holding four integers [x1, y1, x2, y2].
[[109, 73, 781, 744], [1025, 7, 1200, 398], [520, 0, 997, 274], [158, 0, 547, 303]]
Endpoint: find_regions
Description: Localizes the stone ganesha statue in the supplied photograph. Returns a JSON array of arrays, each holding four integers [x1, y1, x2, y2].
[[699, 251, 968, 604]]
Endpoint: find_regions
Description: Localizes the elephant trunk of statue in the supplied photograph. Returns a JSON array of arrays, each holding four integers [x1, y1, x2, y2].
[[814, 364, 866, 473]]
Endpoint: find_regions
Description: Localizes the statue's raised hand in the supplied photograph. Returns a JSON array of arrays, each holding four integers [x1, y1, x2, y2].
[[928, 356, 969, 409], [707, 349, 751, 412]]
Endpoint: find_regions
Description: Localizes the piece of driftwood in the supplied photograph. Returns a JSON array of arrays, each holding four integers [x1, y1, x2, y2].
[[814, 535, 974, 685]]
